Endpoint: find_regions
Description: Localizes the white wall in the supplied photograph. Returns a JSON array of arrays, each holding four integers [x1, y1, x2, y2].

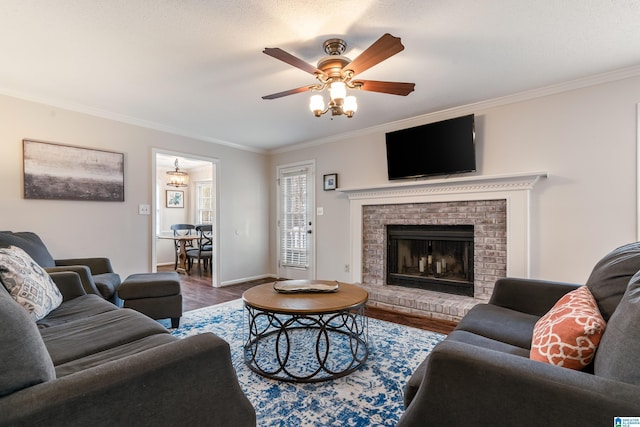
[[269, 75, 640, 285], [0, 94, 271, 284]]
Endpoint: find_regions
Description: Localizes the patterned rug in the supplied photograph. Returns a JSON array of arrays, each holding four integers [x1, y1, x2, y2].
[[168, 299, 445, 427]]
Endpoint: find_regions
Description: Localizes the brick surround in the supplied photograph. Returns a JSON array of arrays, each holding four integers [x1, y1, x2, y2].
[[361, 200, 507, 321], [339, 172, 547, 323]]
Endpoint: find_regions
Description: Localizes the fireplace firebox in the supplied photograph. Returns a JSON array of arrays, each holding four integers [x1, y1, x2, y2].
[[386, 225, 474, 297]]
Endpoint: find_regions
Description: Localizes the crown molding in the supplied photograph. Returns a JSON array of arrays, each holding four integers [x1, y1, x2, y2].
[[3, 63, 640, 156], [0, 88, 267, 154], [271, 65, 640, 155]]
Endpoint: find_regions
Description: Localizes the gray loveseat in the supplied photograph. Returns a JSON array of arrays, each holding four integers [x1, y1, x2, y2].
[[0, 270, 256, 426], [398, 242, 640, 427]]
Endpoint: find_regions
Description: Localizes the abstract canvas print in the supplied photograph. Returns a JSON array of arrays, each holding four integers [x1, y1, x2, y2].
[[23, 139, 125, 201]]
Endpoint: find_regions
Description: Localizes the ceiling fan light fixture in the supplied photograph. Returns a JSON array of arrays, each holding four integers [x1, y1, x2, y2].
[[329, 81, 346, 101], [310, 91, 357, 118], [166, 158, 189, 187], [263, 34, 414, 120], [310, 94, 325, 116], [344, 95, 357, 117]]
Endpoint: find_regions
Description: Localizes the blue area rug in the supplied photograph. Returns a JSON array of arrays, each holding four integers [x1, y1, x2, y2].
[[168, 299, 445, 427]]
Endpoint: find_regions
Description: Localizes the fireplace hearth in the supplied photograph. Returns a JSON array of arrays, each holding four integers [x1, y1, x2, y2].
[[387, 225, 474, 297]]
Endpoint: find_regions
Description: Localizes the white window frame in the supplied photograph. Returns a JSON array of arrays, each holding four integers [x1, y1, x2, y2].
[[196, 181, 213, 224]]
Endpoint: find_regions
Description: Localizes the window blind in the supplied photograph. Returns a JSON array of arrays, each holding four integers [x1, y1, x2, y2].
[[279, 168, 309, 269]]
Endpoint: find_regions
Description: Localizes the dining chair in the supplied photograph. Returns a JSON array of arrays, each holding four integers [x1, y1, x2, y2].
[[186, 224, 213, 273], [170, 224, 196, 270]]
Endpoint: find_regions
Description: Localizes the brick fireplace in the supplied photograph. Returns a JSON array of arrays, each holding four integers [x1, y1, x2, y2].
[[338, 172, 546, 322]]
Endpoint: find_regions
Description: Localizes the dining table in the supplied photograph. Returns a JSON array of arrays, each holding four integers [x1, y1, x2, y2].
[[157, 234, 199, 274]]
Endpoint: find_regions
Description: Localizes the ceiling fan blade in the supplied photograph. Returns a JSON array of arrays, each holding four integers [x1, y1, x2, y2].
[[354, 80, 415, 96], [343, 33, 405, 77], [262, 85, 314, 100], [263, 47, 326, 77]]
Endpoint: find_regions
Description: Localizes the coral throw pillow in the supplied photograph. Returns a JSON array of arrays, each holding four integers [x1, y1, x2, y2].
[[530, 285, 606, 370]]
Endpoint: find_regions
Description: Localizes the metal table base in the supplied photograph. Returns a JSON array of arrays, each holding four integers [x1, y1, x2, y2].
[[243, 304, 368, 383]]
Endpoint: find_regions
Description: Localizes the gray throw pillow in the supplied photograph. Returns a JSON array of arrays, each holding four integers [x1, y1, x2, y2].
[[0, 246, 63, 320], [594, 269, 640, 385], [0, 286, 56, 397], [585, 241, 640, 321]]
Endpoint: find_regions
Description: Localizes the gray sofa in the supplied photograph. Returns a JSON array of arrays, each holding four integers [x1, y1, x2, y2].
[[398, 242, 640, 427], [0, 270, 256, 426]]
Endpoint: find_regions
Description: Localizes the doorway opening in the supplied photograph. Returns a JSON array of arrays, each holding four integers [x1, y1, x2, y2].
[[152, 150, 219, 286]]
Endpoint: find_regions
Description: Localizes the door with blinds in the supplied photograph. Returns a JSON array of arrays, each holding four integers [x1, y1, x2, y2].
[[277, 162, 315, 280]]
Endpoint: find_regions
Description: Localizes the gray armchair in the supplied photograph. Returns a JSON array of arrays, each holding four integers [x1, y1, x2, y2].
[[0, 231, 121, 303], [398, 242, 640, 427]]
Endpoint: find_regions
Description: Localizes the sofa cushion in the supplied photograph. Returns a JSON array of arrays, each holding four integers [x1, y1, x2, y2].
[[530, 286, 605, 370], [40, 308, 169, 365], [0, 231, 56, 268], [447, 329, 532, 357], [55, 334, 177, 377], [454, 303, 539, 349], [0, 286, 56, 397], [404, 329, 530, 407], [594, 269, 640, 385], [585, 241, 640, 321], [0, 246, 63, 320], [37, 294, 117, 328]]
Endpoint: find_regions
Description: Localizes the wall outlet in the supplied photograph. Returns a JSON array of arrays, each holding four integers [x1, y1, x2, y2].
[[138, 204, 151, 215], [344, 264, 350, 273]]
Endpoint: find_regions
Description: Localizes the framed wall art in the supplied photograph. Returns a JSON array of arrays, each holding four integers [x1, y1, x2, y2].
[[323, 173, 338, 191], [166, 190, 184, 208], [23, 139, 125, 201]]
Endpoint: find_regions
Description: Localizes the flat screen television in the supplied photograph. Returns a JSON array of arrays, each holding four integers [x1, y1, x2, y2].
[[385, 114, 476, 180]]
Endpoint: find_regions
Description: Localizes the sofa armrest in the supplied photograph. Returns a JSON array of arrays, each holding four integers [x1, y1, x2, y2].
[[47, 271, 86, 301], [398, 340, 640, 427], [55, 257, 114, 275], [45, 265, 101, 297], [488, 277, 581, 316], [0, 333, 256, 427]]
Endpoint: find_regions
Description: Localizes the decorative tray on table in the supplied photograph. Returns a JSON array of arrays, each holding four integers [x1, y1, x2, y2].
[[273, 280, 340, 294]]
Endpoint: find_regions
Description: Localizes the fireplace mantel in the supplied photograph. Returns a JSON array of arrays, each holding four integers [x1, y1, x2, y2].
[[339, 172, 548, 285], [337, 171, 548, 199]]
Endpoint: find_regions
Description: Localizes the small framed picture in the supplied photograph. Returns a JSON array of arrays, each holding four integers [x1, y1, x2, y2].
[[166, 190, 184, 208], [323, 173, 338, 191]]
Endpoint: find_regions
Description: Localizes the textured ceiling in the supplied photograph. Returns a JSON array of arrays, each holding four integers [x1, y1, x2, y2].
[[1, 1, 640, 151]]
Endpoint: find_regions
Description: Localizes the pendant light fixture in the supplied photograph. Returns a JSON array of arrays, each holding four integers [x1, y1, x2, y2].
[[166, 158, 189, 187]]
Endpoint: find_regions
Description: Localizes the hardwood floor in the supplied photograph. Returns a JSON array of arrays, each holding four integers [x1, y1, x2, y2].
[[160, 266, 456, 334]]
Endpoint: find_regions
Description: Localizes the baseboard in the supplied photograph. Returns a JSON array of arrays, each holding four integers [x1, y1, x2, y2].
[[219, 274, 277, 287]]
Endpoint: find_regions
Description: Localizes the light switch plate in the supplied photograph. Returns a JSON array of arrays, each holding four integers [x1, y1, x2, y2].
[[317, 207, 324, 216], [139, 204, 151, 215]]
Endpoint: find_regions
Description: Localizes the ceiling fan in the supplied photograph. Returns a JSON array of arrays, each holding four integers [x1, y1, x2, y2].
[[262, 33, 415, 118]]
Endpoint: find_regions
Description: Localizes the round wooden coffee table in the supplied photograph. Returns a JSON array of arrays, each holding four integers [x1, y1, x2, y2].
[[242, 280, 369, 383]]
